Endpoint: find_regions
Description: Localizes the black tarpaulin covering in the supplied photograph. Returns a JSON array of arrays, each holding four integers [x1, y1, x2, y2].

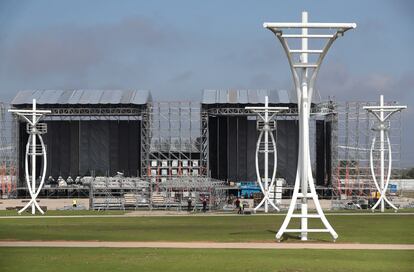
[[19, 120, 141, 181], [208, 117, 300, 185], [237, 117, 248, 180], [316, 120, 333, 186], [208, 117, 218, 178], [316, 120, 326, 186], [325, 121, 332, 185], [275, 120, 299, 185], [227, 117, 237, 180], [218, 117, 228, 180]]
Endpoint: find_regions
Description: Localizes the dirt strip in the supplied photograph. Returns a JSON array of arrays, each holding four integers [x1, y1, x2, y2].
[[0, 241, 413, 250]]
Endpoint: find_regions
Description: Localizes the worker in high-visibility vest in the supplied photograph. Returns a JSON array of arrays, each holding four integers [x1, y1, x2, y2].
[[72, 199, 77, 208], [238, 201, 244, 214]]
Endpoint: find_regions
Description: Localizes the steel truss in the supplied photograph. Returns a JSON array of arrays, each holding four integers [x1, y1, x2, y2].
[[18, 107, 144, 117], [140, 102, 215, 207], [0, 103, 18, 199]]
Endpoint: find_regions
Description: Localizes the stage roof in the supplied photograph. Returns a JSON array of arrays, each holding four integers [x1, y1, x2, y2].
[[11, 90, 152, 106], [201, 89, 292, 105]]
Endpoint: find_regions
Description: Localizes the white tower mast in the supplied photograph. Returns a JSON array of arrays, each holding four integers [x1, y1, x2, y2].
[[364, 95, 406, 212], [9, 99, 50, 215], [264, 11, 356, 241], [246, 96, 288, 213]]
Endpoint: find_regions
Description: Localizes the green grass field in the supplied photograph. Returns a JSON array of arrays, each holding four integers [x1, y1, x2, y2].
[[0, 213, 413, 271], [0, 248, 412, 272], [0, 214, 413, 243]]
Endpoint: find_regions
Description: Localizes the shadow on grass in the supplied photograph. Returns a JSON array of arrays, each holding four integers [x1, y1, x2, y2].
[[265, 230, 333, 243]]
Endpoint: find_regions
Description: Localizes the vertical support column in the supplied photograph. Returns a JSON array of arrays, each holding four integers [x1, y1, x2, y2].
[[300, 11, 309, 241], [264, 96, 269, 213], [379, 95, 385, 212], [31, 99, 37, 214]]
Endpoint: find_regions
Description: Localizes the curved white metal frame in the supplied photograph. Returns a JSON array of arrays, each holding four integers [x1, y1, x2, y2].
[[264, 11, 356, 241], [254, 129, 278, 211], [246, 96, 288, 213], [9, 99, 50, 215], [364, 95, 406, 212]]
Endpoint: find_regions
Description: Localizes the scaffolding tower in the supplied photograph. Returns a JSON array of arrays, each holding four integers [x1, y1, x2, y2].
[[0, 102, 18, 198], [140, 101, 227, 209], [332, 100, 402, 199]]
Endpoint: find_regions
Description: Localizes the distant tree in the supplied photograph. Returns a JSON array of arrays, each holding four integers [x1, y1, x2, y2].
[[404, 167, 414, 179]]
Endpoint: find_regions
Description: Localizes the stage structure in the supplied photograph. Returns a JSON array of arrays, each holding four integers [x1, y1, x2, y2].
[[11, 90, 150, 190], [264, 11, 356, 241], [332, 101, 402, 199], [0, 103, 18, 198], [140, 101, 231, 209], [9, 99, 50, 214], [245, 96, 288, 212], [363, 95, 406, 212], [202, 89, 336, 190]]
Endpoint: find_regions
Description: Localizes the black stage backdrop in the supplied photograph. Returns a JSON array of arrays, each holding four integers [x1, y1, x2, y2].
[[316, 120, 333, 186], [19, 120, 141, 183], [208, 116, 331, 186]]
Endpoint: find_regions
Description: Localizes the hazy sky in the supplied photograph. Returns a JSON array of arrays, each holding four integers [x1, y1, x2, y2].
[[0, 0, 413, 164]]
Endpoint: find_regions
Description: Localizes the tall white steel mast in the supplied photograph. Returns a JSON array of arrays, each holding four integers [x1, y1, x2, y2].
[[264, 11, 356, 241], [9, 99, 50, 214], [246, 96, 288, 213], [364, 95, 406, 213]]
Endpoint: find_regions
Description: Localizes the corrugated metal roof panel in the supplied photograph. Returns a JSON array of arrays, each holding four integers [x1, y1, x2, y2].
[[201, 89, 293, 105], [257, 90, 268, 103], [11, 90, 151, 106], [238, 90, 248, 104], [247, 90, 259, 104], [267, 90, 279, 103], [100, 90, 123, 104], [37, 90, 62, 104], [218, 90, 228, 104], [79, 90, 102, 104], [131, 90, 150, 104], [201, 89, 217, 104], [120, 90, 135, 104], [58, 90, 74, 104], [67, 90, 84, 104], [11, 90, 32, 105], [228, 90, 237, 104]]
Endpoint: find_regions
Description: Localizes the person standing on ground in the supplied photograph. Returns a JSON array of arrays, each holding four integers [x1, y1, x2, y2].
[[238, 201, 244, 214], [202, 197, 207, 213], [187, 197, 192, 212], [235, 197, 240, 211]]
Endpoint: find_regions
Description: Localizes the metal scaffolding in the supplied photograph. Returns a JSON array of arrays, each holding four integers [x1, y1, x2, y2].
[[1, 91, 406, 213], [138, 101, 230, 209], [332, 100, 402, 198], [141, 101, 206, 181], [0, 102, 18, 198]]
